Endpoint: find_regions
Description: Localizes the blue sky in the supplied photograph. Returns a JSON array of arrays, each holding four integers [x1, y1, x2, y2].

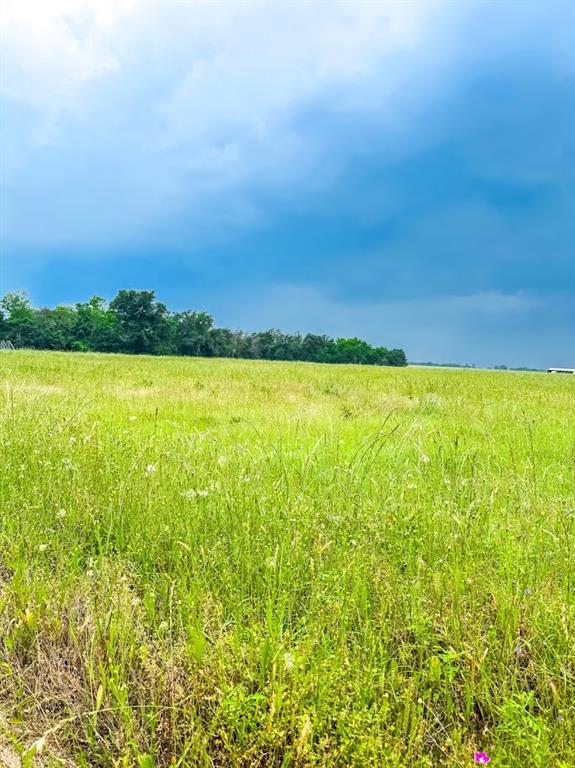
[[1, 0, 574, 367]]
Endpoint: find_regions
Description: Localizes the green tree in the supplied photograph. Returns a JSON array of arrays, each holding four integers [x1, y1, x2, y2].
[[334, 337, 375, 364], [74, 296, 120, 351], [109, 290, 173, 354], [232, 331, 256, 359], [0, 289, 407, 365], [174, 311, 214, 356], [31, 306, 76, 350], [0, 292, 36, 347], [301, 334, 335, 362], [387, 348, 407, 367], [207, 327, 236, 357]]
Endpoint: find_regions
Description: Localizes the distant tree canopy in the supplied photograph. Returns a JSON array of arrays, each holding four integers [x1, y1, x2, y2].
[[0, 290, 407, 367]]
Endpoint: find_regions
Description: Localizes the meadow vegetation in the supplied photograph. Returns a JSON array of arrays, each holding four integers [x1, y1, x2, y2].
[[0, 351, 573, 767]]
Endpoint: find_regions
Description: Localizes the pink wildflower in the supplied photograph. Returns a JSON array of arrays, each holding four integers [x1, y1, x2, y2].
[[474, 753, 491, 765]]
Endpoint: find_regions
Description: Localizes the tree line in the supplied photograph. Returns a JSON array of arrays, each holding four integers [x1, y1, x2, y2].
[[0, 290, 407, 366]]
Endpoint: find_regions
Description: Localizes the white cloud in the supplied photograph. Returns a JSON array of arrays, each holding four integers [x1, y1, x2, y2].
[[156, 1, 439, 144], [1, 0, 572, 250], [0, 0, 437, 118], [0, 0, 451, 247], [0, 0, 135, 106]]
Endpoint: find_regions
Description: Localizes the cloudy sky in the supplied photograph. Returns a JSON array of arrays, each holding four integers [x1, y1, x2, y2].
[[1, 0, 574, 367]]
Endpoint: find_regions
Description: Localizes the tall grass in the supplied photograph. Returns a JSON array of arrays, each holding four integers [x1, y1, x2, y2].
[[0, 351, 573, 767]]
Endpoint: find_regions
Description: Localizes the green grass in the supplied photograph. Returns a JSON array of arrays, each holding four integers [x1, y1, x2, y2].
[[0, 351, 573, 767]]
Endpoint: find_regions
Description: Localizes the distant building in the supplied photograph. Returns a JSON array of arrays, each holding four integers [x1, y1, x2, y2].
[[547, 367, 575, 374]]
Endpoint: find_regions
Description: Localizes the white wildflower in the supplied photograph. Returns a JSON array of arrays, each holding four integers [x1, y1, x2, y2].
[[145, 463, 157, 475], [283, 652, 295, 673]]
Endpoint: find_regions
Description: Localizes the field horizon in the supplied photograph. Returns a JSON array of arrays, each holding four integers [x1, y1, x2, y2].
[[1, 350, 573, 767]]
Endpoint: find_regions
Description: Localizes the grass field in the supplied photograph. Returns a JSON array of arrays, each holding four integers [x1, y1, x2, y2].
[[0, 351, 573, 767]]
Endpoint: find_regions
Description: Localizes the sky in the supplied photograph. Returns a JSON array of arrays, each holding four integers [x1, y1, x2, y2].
[[1, 0, 574, 368]]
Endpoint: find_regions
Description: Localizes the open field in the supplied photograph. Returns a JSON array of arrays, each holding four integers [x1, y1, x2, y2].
[[0, 351, 573, 767]]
